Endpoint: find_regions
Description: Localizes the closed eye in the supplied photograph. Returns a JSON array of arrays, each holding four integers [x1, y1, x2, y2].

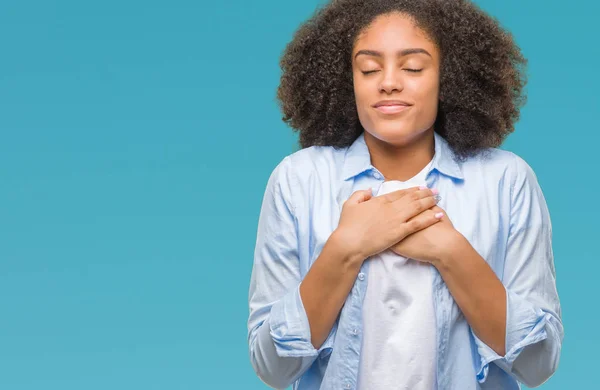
[[361, 69, 423, 75]]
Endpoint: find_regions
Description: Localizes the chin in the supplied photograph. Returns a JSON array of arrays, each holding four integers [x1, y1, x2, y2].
[[368, 123, 426, 146]]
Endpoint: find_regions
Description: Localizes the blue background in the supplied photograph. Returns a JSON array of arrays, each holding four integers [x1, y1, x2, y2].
[[0, 0, 597, 388]]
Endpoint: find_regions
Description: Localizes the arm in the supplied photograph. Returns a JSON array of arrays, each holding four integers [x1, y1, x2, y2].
[[436, 155, 563, 387], [247, 157, 362, 389], [300, 233, 364, 349], [433, 237, 507, 356]]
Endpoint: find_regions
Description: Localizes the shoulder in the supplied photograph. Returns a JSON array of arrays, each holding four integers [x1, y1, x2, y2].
[[265, 144, 345, 206], [462, 147, 538, 185], [460, 147, 545, 211]]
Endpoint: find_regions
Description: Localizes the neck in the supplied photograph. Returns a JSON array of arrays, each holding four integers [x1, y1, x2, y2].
[[364, 128, 435, 182]]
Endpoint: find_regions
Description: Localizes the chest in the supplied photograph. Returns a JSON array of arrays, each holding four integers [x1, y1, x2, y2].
[[296, 173, 511, 278]]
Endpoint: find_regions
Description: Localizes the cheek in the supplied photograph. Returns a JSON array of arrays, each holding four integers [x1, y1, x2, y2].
[[407, 76, 439, 100], [353, 78, 373, 117], [409, 77, 439, 115], [352, 77, 368, 104]]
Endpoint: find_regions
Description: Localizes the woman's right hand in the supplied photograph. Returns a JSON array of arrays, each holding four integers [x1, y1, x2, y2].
[[333, 186, 443, 263]]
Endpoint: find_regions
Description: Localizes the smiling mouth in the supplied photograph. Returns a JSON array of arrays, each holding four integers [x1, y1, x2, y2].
[[373, 104, 411, 115]]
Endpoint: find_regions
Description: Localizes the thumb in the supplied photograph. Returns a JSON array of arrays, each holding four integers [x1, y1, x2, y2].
[[345, 188, 373, 205]]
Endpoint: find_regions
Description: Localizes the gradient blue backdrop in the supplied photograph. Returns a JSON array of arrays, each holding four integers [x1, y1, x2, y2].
[[1, 0, 597, 388]]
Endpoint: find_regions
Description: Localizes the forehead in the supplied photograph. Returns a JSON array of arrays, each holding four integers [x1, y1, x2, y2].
[[353, 13, 437, 55]]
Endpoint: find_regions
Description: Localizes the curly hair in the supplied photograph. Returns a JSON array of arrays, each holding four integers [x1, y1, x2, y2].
[[276, 0, 527, 159]]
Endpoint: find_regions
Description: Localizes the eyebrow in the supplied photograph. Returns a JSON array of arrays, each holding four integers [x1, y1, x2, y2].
[[354, 48, 432, 60]]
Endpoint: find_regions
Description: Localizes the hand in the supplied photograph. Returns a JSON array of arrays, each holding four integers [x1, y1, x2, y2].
[[390, 205, 465, 264], [333, 186, 444, 264]]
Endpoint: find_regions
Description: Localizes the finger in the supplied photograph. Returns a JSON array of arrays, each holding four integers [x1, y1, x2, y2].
[[344, 188, 373, 206], [429, 205, 444, 213], [358, 189, 373, 203], [394, 192, 440, 221], [402, 209, 444, 236], [381, 185, 424, 203], [388, 188, 437, 206]]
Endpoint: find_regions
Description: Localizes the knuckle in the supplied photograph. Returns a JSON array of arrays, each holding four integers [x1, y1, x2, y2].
[[398, 188, 410, 196], [412, 201, 424, 213], [406, 219, 420, 232], [425, 197, 437, 208], [423, 213, 435, 224]]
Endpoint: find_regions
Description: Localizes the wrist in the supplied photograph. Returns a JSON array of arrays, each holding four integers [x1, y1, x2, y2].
[[328, 229, 366, 269], [432, 231, 470, 270]]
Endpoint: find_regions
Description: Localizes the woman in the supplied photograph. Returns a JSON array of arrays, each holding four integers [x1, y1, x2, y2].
[[247, 0, 563, 389]]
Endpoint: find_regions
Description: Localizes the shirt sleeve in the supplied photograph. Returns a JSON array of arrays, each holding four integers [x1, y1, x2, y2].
[[247, 156, 333, 389], [473, 154, 564, 387]]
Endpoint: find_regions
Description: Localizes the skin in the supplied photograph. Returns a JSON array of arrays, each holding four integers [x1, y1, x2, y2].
[[352, 12, 439, 182], [300, 12, 507, 356]]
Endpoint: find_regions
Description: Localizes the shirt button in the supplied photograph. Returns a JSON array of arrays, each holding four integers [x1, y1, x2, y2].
[[373, 172, 383, 180], [345, 383, 352, 389], [358, 273, 365, 281], [352, 328, 359, 336]]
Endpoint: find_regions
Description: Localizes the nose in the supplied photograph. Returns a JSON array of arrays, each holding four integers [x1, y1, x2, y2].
[[379, 68, 403, 94]]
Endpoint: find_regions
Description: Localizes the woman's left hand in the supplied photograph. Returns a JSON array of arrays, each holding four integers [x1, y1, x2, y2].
[[389, 205, 465, 265]]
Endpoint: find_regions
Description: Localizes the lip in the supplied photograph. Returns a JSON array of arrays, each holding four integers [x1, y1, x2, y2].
[[372, 100, 412, 115], [373, 104, 411, 114]]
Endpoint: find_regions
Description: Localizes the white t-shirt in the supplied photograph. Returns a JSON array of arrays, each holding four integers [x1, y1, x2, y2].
[[357, 161, 437, 390]]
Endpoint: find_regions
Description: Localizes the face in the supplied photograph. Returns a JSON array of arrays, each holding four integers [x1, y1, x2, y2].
[[352, 12, 441, 146]]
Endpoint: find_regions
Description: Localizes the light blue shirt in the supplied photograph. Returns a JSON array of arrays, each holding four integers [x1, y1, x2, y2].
[[247, 131, 563, 389]]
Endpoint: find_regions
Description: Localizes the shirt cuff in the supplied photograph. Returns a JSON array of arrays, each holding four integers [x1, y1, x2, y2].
[[269, 284, 335, 358], [473, 288, 549, 383]]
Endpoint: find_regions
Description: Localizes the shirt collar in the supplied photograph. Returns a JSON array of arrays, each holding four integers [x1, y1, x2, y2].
[[341, 131, 464, 181]]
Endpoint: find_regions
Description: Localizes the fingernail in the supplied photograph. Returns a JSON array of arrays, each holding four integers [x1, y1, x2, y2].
[[431, 188, 439, 195], [435, 212, 444, 219]]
